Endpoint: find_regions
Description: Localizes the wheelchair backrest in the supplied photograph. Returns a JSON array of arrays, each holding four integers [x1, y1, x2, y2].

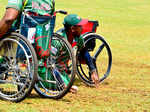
[[81, 20, 99, 34]]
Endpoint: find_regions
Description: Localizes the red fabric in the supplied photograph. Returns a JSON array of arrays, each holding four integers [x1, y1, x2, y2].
[[72, 42, 77, 47], [81, 21, 97, 34]]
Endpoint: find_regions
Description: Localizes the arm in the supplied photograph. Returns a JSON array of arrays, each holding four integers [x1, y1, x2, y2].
[[80, 47, 96, 72], [0, 8, 19, 38]]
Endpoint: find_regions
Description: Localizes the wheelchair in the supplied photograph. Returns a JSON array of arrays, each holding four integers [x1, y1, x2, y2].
[[76, 20, 112, 86]]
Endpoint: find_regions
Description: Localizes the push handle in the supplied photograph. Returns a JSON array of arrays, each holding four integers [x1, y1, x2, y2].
[[56, 10, 68, 15]]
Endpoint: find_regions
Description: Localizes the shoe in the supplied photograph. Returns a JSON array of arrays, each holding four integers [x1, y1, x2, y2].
[[0, 73, 6, 80], [91, 70, 99, 88], [19, 63, 27, 68], [0, 65, 6, 80], [18, 63, 27, 71], [0, 56, 8, 80]]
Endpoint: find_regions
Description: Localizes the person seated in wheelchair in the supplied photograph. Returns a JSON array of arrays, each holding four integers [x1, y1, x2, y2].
[[57, 14, 99, 87], [0, 0, 55, 37], [0, 0, 55, 79], [0, 0, 77, 94], [0, 0, 56, 60]]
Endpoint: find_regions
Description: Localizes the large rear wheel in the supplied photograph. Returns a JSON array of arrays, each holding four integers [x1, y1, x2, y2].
[[34, 33, 76, 99], [77, 33, 112, 86], [0, 32, 38, 102]]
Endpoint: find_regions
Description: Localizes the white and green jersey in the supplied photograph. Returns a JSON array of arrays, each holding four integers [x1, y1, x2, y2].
[[57, 29, 85, 50], [7, 0, 55, 15]]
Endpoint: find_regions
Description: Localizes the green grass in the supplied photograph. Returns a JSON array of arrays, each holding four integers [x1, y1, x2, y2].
[[1, 0, 150, 111]]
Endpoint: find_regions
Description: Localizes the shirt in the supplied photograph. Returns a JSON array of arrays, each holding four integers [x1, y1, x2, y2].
[[57, 29, 85, 50], [6, 0, 55, 16]]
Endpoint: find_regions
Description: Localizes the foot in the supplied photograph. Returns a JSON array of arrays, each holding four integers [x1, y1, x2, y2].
[[91, 70, 99, 88], [18, 63, 27, 71], [0, 73, 6, 80], [19, 63, 27, 68]]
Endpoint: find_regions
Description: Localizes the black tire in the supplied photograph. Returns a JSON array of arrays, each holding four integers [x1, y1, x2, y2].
[[34, 33, 76, 99], [76, 33, 112, 86], [0, 32, 38, 102]]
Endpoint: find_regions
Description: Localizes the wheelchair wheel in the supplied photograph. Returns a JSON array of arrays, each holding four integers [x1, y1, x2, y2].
[[34, 33, 76, 99], [76, 33, 112, 86], [0, 32, 38, 102]]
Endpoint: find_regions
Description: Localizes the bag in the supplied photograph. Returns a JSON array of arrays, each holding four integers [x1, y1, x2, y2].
[[35, 16, 56, 59], [35, 21, 51, 58]]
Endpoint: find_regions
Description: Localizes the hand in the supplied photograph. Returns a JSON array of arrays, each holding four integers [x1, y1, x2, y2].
[[91, 70, 99, 88]]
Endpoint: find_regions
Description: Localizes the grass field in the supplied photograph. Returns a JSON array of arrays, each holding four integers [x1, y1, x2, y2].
[[0, 0, 150, 111]]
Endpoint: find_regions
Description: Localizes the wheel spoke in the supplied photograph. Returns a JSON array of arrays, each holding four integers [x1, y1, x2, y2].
[[0, 80, 24, 86], [93, 43, 105, 59]]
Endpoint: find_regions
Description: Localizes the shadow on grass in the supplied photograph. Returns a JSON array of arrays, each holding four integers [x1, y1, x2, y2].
[[73, 77, 85, 87], [74, 76, 110, 87], [28, 93, 42, 99], [27, 92, 72, 103], [25, 77, 110, 103]]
